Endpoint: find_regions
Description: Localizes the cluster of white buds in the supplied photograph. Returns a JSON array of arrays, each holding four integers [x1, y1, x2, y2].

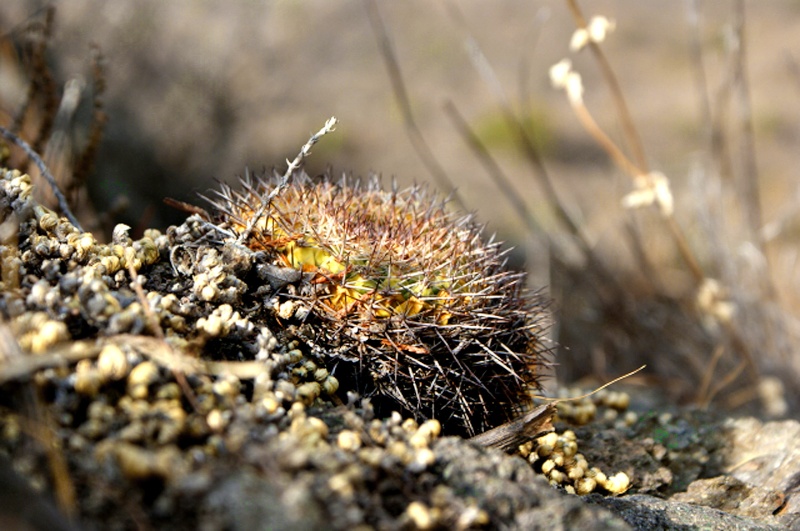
[[696, 278, 736, 325], [621, 171, 674, 217], [549, 59, 584, 105], [550, 15, 676, 221], [550, 15, 615, 101], [570, 16, 616, 51]]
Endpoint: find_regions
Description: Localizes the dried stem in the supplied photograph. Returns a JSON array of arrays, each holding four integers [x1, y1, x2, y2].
[[0, 335, 271, 386], [0, 324, 77, 518], [687, 0, 713, 147], [363, 0, 466, 212], [729, 2, 781, 353], [696, 344, 724, 407], [0, 125, 82, 230], [236, 116, 337, 246], [731, 0, 764, 246], [564, 0, 648, 172], [72, 43, 108, 193], [13, 7, 58, 150], [665, 215, 704, 283], [126, 262, 201, 413], [568, 96, 642, 178], [703, 358, 747, 408], [442, 101, 542, 235]]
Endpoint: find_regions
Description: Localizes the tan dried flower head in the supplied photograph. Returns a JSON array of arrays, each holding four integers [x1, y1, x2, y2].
[[209, 172, 550, 436]]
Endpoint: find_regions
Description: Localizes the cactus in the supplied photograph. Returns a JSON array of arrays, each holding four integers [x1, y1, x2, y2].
[[207, 171, 550, 436]]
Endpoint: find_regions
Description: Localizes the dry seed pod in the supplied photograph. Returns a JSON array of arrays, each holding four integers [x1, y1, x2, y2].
[[604, 471, 631, 495], [97, 343, 130, 381], [576, 477, 597, 495], [205, 172, 550, 436], [337, 429, 362, 451]]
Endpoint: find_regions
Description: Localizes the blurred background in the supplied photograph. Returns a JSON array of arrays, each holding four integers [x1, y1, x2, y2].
[[2, 0, 800, 416]]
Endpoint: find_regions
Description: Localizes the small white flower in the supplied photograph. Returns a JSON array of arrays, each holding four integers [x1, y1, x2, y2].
[[570, 28, 590, 52], [549, 59, 573, 89], [621, 171, 673, 216], [565, 71, 584, 105], [621, 188, 651, 210], [550, 59, 583, 104], [570, 16, 615, 51], [652, 172, 674, 216], [696, 278, 735, 324], [588, 16, 615, 44]]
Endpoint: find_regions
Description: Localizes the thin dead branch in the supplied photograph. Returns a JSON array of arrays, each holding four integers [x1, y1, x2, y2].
[[564, 0, 648, 172], [0, 334, 271, 387], [364, 0, 466, 212], [731, 0, 764, 246], [442, 101, 541, 235], [0, 126, 82, 230]]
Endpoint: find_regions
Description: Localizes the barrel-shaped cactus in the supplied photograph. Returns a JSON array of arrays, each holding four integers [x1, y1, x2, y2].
[[208, 173, 550, 436]]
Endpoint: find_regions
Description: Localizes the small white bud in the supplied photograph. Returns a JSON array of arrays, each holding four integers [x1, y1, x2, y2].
[[588, 16, 615, 43], [549, 59, 573, 89], [565, 71, 584, 105], [696, 278, 735, 324], [570, 28, 590, 51], [621, 171, 673, 216]]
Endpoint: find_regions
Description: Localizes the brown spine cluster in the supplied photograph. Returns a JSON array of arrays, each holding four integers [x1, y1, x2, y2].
[[208, 172, 550, 436]]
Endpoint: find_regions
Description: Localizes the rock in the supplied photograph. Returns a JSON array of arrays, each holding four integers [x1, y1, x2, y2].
[[198, 469, 326, 531], [590, 493, 783, 531], [718, 417, 800, 528], [671, 475, 784, 521]]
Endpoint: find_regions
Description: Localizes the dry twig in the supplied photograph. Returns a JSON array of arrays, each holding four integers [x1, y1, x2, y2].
[[364, 0, 466, 212]]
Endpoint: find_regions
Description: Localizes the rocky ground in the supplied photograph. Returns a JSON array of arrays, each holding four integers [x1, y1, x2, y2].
[[2, 3, 800, 530]]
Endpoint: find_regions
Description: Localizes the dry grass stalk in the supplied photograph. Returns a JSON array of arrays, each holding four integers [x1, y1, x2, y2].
[[364, 0, 466, 212], [421, 0, 797, 411], [0, 7, 107, 234]]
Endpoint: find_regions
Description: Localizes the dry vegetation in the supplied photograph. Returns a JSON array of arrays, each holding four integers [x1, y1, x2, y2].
[[361, 0, 800, 416]]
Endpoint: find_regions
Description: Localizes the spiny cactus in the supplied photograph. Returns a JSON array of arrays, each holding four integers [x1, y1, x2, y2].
[[206, 171, 550, 436]]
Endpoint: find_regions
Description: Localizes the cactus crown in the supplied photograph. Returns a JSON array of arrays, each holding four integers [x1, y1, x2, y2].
[[208, 172, 550, 436]]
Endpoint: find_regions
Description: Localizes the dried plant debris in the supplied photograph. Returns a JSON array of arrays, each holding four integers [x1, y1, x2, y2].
[[0, 8, 107, 233]]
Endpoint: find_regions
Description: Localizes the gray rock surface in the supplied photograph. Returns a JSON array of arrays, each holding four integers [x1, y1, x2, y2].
[[591, 494, 782, 531]]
